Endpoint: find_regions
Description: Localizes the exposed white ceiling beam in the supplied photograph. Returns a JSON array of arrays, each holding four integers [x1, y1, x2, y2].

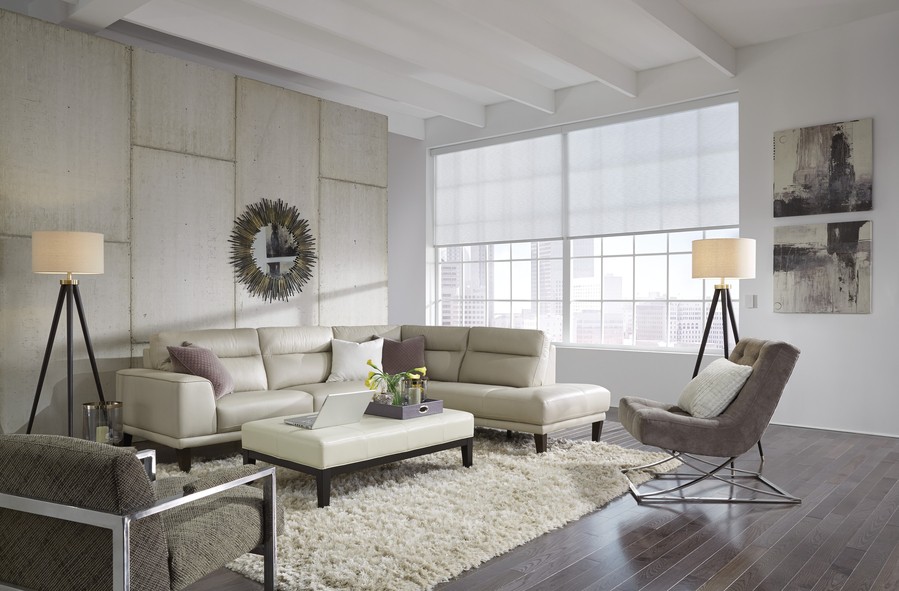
[[63, 0, 152, 32], [245, 0, 556, 114], [125, 0, 485, 127], [632, 0, 736, 77], [102, 20, 428, 139], [439, 0, 637, 98]]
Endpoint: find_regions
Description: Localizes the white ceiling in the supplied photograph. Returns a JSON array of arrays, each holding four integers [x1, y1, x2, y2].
[[5, 0, 899, 138]]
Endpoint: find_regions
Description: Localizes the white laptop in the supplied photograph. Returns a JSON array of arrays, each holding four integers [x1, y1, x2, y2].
[[284, 391, 372, 429]]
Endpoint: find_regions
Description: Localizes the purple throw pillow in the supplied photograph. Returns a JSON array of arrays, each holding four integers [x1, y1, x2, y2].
[[381, 335, 426, 374], [167, 345, 235, 400]]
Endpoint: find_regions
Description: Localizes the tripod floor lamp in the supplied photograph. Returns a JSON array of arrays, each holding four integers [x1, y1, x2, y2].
[[27, 231, 106, 437], [691, 237, 756, 378]]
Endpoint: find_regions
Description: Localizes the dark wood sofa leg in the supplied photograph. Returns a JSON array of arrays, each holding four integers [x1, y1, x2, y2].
[[176, 448, 192, 473], [592, 420, 604, 442], [121, 433, 133, 446], [534, 434, 548, 454]]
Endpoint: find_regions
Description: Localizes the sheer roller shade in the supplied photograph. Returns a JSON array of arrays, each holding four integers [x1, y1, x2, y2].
[[434, 134, 562, 246], [567, 102, 738, 237]]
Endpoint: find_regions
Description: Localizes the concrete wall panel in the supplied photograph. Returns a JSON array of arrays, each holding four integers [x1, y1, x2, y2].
[[0, 236, 130, 435], [0, 10, 389, 434], [0, 11, 130, 241], [318, 179, 388, 326], [235, 77, 321, 327], [132, 48, 235, 161], [131, 147, 235, 341], [321, 100, 388, 187]]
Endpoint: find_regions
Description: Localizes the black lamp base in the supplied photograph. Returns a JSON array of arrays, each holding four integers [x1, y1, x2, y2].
[[26, 281, 105, 437]]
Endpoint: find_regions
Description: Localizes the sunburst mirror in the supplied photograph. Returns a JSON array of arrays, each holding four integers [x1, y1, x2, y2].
[[229, 198, 316, 302]]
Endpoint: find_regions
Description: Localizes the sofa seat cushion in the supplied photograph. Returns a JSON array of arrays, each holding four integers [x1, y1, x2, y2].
[[215, 390, 314, 433], [282, 381, 370, 411], [153, 476, 268, 590], [423, 381, 504, 416], [453, 383, 610, 426]]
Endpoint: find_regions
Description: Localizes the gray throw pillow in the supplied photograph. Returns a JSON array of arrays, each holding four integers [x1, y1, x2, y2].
[[677, 358, 752, 418], [167, 344, 235, 400], [381, 335, 426, 374]]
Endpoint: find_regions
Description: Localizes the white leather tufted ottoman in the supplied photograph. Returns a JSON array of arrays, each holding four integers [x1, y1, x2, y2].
[[241, 409, 474, 507]]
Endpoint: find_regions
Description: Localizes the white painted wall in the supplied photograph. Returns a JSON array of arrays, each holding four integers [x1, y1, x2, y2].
[[387, 133, 427, 325], [404, 11, 899, 437], [736, 13, 899, 437]]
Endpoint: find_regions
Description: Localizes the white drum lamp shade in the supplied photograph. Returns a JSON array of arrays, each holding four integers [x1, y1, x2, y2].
[[692, 238, 756, 280], [32, 231, 104, 275]]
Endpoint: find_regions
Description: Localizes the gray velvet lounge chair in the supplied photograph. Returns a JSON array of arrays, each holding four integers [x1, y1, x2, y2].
[[0, 435, 277, 591], [619, 338, 801, 504]]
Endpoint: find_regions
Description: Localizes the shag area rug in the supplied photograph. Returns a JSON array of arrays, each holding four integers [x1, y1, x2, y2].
[[158, 429, 677, 591]]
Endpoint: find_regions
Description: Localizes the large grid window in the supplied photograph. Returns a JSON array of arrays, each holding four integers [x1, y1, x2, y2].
[[438, 241, 563, 338], [437, 228, 739, 349], [568, 228, 739, 349], [433, 100, 740, 351]]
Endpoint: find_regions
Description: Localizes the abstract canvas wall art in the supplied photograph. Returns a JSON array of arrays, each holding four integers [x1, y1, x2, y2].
[[773, 221, 871, 313], [773, 119, 872, 217]]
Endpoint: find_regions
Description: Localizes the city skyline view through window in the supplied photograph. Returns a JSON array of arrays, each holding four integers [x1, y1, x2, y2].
[[437, 228, 740, 350]]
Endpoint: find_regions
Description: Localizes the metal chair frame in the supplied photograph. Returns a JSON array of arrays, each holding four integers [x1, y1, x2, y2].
[[623, 449, 800, 505], [0, 450, 277, 591]]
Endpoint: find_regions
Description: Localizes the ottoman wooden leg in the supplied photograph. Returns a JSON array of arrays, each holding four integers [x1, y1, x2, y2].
[[534, 434, 548, 453], [243, 450, 256, 465], [592, 420, 604, 442], [317, 471, 332, 508], [461, 438, 473, 467]]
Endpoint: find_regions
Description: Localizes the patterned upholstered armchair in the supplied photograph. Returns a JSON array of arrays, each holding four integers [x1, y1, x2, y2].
[[618, 338, 801, 504], [0, 435, 277, 591]]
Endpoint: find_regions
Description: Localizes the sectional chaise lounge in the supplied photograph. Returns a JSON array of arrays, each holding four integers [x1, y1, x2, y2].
[[116, 324, 611, 471]]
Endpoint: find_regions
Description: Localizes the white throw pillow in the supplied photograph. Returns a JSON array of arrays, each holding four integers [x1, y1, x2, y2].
[[677, 358, 753, 418], [326, 338, 384, 382]]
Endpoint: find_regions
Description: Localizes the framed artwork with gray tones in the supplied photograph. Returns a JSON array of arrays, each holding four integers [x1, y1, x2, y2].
[[773, 221, 871, 314], [229, 198, 316, 302], [773, 118, 873, 217]]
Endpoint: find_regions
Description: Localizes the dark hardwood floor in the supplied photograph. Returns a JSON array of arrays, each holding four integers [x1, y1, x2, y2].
[[181, 412, 899, 591]]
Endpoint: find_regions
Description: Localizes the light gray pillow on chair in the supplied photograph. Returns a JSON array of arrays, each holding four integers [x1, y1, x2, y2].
[[678, 358, 753, 418]]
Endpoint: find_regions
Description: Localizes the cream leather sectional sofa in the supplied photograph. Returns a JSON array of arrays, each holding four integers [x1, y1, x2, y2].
[[116, 324, 610, 470]]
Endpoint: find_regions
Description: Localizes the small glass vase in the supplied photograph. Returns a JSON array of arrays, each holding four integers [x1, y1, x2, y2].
[[404, 378, 424, 405], [384, 382, 405, 406], [82, 401, 124, 445]]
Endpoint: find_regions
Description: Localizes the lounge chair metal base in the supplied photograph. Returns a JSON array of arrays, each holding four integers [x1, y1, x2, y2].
[[622, 450, 800, 505]]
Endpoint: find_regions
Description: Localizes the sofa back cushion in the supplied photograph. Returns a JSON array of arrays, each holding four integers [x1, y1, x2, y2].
[[333, 324, 401, 342], [401, 325, 470, 382], [458, 327, 550, 388], [258, 326, 334, 389], [148, 328, 268, 392]]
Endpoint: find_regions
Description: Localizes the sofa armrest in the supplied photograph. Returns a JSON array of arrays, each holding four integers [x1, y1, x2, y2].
[[116, 369, 217, 440]]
